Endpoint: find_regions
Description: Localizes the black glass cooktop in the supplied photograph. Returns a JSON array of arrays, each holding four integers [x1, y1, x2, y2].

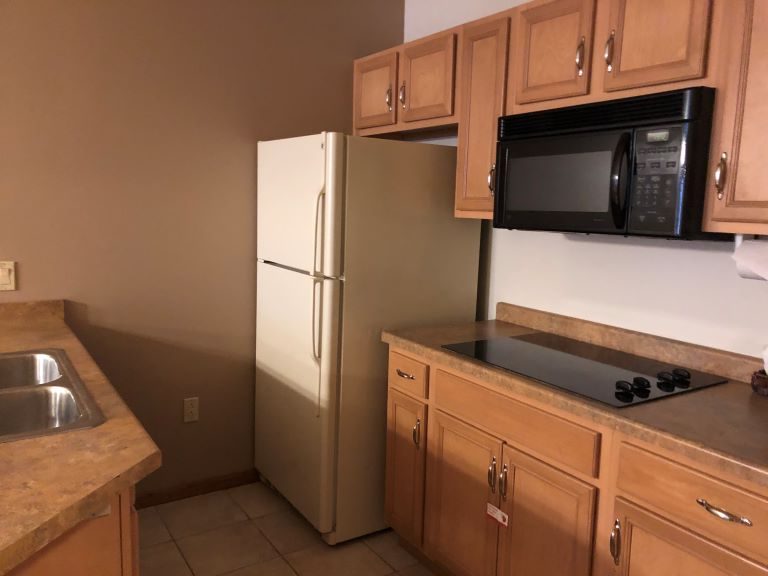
[[443, 333, 728, 408]]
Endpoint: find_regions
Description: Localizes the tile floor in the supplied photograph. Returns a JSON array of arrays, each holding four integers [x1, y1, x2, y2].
[[139, 482, 435, 576]]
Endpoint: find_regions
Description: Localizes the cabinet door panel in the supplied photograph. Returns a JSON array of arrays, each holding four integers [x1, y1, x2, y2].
[[498, 446, 595, 576], [385, 389, 427, 546], [514, 0, 595, 104], [354, 51, 397, 129], [424, 410, 500, 576], [401, 33, 456, 122], [604, 0, 711, 91], [455, 17, 509, 218], [706, 0, 768, 231], [614, 499, 768, 576]]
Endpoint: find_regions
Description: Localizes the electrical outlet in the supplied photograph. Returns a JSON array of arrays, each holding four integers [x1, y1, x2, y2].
[[0, 262, 16, 291], [183, 397, 199, 423]]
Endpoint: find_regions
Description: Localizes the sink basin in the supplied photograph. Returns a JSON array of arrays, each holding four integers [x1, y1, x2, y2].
[[0, 349, 104, 443], [0, 352, 62, 388], [0, 386, 81, 437]]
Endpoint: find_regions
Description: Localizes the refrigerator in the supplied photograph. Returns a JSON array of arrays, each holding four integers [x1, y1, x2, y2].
[[255, 132, 480, 544]]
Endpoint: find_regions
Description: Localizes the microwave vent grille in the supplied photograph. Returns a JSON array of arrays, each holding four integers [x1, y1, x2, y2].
[[499, 88, 711, 138]]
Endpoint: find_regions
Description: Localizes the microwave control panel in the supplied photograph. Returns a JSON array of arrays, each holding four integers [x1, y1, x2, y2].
[[629, 125, 684, 235]]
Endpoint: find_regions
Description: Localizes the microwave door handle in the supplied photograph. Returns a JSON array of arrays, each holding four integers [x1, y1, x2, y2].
[[610, 133, 631, 229]]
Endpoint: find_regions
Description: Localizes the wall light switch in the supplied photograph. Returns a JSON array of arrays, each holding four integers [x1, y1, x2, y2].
[[0, 262, 16, 291]]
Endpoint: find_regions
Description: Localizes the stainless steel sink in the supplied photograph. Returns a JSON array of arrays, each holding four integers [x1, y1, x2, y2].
[[0, 349, 104, 443]]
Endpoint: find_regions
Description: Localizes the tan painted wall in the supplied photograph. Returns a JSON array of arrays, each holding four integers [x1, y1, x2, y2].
[[0, 0, 404, 497]]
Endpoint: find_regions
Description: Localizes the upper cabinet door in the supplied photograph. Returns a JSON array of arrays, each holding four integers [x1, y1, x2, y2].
[[400, 33, 457, 122], [513, 0, 596, 104], [603, 0, 712, 91], [353, 51, 398, 129], [705, 0, 768, 234], [455, 17, 509, 218]]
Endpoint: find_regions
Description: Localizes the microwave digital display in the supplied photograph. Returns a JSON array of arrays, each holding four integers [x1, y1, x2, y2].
[[646, 130, 670, 143]]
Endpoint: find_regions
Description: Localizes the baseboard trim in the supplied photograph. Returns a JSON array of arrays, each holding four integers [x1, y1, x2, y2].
[[135, 469, 259, 509]]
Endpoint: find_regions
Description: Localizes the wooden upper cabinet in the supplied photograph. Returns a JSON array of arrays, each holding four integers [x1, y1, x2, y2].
[[497, 446, 596, 576], [353, 51, 398, 129], [513, 0, 596, 104], [400, 33, 456, 122], [705, 0, 768, 234], [612, 499, 768, 576], [602, 0, 712, 92], [424, 410, 501, 576], [455, 17, 509, 218], [385, 389, 427, 547]]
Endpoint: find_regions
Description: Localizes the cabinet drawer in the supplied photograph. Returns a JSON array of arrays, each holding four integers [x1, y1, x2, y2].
[[433, 369, 600, 477], [617, 443, 768, 565], [388, 352, 429, 398]]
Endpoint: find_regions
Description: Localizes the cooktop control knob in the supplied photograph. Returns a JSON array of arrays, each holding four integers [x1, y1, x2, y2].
[[657, 380, 676, 393], [615, 390, 634, 403], [673, 368, 691, 380], [616, 380, 633, 392], [632, 376, 651, 389], [657, 371, 675, 382]]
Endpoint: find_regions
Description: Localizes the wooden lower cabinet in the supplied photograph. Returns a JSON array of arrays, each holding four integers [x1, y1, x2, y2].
[[385, 388, 427, 546], [498, 446, 596, 576], [424, 410, 501, 576], [612, 499, 768, 576], [9, 489, 137, 576]]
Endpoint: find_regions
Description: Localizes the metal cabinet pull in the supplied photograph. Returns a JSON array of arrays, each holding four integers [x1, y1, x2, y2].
[[575, 36, 586, 77], [487, 457, 497, 493], [715, 152, 728, 200], [696, 498, 753, 527], [604, 30, 615, 72], [385, 86, 393, 112], [609, 518, 621, 565], [396, 368, 415, 380], [499, 463, 509, 500], [412, 418, 421, 447], [399, 83, 407, 109], [487, 163, 496, 195]]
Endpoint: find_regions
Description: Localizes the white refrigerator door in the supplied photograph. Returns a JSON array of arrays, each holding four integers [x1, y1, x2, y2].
[[254, 261, 340, 533], [256, 133, 344, 278]]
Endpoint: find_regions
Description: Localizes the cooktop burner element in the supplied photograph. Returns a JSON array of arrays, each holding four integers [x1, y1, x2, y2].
[[442, 333, 728, 408]]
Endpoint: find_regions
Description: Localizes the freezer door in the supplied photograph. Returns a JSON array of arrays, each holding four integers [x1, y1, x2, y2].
[[257, 133, 344, 277], [254, 261, 340, 533]]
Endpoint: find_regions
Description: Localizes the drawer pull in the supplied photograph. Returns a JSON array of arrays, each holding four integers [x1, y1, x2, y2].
[[696, 498, 753, 527], [396, 368, 415, 380]]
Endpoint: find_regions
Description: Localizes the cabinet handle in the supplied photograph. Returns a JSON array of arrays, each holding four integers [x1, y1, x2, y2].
[[604, 30, 615, 73], [412, 418, 421, 447], [575, 36, 586, 77], [487, 163, 496, 195], [714, 152, 728, 200], [609, 518, 621, 565], [487, 456, 497, 493], [385, 86, 392, 112], [499, 463, 509, 500], [696, 498, 753, 527], [396, 368, 415, 380], [399, 82, 407, 109]]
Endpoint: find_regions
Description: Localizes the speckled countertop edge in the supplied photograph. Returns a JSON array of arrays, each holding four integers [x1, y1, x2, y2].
[[0, 301, 161, 575]]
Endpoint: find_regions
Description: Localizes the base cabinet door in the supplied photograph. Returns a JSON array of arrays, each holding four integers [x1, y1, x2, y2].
[[513, 0, 595, 104], [612, 499, 768, 576], [400, 33, 456, 122], [602, 0, 712, 91], [455, 17, 509, 219], [353, 51, 398, 129], [424, 410, 501, 576], [497, 446, 596, 576], [705, 0, 768, 233], [385, 388, 427, 546]]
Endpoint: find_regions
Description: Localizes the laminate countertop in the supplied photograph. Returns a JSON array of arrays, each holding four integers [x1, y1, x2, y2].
[[0, 301, 160, 575], [382, 303, 768, 491]]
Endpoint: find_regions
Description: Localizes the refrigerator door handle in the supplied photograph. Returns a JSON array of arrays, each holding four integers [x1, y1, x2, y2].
[[313, 189, 326, 276], [311, 277, 322, 361]]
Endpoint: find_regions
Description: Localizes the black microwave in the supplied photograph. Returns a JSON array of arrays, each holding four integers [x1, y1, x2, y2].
[[493, 87, 722, 239]]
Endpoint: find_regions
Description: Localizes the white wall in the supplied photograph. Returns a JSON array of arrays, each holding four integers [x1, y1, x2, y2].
[[405, 0, 768, 357]]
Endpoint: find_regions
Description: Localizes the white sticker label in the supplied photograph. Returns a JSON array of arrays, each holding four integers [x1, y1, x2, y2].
[[486, 503, 509, 527]]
